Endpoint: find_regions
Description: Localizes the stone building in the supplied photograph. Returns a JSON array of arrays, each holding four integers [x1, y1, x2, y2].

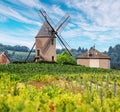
[[34, 22, 56, 62], [0, 52, 10, 64], [35, 22, 56, 61], [77, 49, 110, 69]]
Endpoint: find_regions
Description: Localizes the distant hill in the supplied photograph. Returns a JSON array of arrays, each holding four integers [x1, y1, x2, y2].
[[0, 43, 86, 62], [0, 43, 35, 62], [56, 47, 87, 57], [0, 43, 32, 52], [104, 44, 120, 68], [0, 43, 120, 68]]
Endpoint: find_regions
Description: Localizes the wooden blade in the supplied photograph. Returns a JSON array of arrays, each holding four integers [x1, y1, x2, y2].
[[56, 34, 72, 56], [25, 42, 35, 62], [55, 14, 70, 32], [39, 9, 55, 29]]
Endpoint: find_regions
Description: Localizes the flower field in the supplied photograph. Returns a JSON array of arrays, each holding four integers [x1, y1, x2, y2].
[[0, 63, 120, 112]]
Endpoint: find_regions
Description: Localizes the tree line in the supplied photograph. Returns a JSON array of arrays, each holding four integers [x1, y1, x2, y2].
[[104, 44, 120, 68], [0, 43, 120, 68], [0, 43, 31, 52]]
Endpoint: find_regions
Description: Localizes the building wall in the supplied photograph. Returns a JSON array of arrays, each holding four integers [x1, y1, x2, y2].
[[77, 59, 89, 67], [99, 59, 110, 69], [0, 54, 10, 64], [35, 37, 56, 61], [89, 59, 99, 68], [77, 58, 110, 69]]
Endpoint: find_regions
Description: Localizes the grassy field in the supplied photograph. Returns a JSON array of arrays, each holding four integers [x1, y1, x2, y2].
[[7, 50, 35, 62], [0, 63, 120, 112], [8, 50, 35, 56]]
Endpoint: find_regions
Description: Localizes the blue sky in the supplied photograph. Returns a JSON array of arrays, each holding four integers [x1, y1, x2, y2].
[[0, 0, 120, 51]]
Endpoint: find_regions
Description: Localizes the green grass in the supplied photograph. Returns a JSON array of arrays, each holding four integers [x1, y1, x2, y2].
[[8, 50, 35, 56], [0, 63, 112, 75]]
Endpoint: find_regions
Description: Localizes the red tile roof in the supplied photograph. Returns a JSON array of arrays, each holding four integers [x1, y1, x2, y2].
[[0, 52, 3, 55], [77, 49, 110, 59]]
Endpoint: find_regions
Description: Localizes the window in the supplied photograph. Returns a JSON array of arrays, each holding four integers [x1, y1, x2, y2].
[[89, 53, 92, 57], [52, 56, 54, 61], [51, 39, 54, 45], [37, 50, 40, 56]]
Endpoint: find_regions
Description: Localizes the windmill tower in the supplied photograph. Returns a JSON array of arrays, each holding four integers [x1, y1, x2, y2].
[[25, 9, 72, 62], [35, 21, 56, 61]]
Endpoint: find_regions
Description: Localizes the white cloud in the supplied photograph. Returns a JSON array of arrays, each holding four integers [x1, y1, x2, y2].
[[56, 44, 62, 49], [5, 0, 66, 25], [82, 32, 96, 40], [65, 0, 120, 27], [0, 4, 41, 26], [0, 15, 7, 22], [50, 5, 65, 16], [0, 27, 39, 48], [0, 0, 120, 51], [18, 0, 42, 8], [61, 0, 120, 49], [62, 28, 81, 38], [0, 33, 34, 48], [6, 0, 43, 9], [98, 32, 120, 42]]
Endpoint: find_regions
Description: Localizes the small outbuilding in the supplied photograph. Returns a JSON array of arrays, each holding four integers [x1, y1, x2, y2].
[[77, 48, 110, 69], [0, 52, 10, 64]]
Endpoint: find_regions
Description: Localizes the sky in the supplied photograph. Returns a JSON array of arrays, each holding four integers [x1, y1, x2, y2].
[[0, 0, 120, 51]]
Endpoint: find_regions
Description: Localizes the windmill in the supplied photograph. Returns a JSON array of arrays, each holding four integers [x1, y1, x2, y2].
[[25, 9, 72, 62]]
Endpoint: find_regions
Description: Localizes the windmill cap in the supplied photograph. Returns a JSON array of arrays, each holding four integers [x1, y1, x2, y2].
[[36, 21, 53, 38]]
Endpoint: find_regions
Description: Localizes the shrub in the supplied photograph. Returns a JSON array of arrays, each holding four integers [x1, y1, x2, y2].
[[56, 51, 76, 65]]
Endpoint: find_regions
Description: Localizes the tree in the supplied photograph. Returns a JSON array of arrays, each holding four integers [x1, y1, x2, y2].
[[78, 47, 81, 52], [12, 51, 15, 56], [56, 51, 76, 65], [56, 49, 62, 54], [107, 44, 120, 68], [108, 46, 112, 54]]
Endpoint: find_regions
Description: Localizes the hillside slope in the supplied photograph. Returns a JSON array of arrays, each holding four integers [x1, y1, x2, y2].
[[0, 63, 111, 76], [0, 43, 120, 68], [0, 63, 120, 111]]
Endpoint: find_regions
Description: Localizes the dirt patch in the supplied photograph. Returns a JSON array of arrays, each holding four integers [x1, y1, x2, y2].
[[28, 80, 86, 94], [28, 81, 46, 89]]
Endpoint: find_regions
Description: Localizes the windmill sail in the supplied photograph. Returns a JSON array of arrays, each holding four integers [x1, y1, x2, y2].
[[25, 8, 73, 62], [55, 14, 70, 32], [39, 9, 72, 55]]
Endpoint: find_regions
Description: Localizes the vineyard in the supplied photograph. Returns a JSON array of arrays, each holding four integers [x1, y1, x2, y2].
[[0, 63, 120, 112]]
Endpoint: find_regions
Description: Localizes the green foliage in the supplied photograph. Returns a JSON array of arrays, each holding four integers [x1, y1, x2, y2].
[[1, 43, 120, 68], [0, 63, 111, 77], [106, 44, 120, 68], [0, 43, 35, 62], [0, 63, 120, 111], [57, 51, 76, 65], [0, 43, 30, 52], [56, 47, 86, 57]]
